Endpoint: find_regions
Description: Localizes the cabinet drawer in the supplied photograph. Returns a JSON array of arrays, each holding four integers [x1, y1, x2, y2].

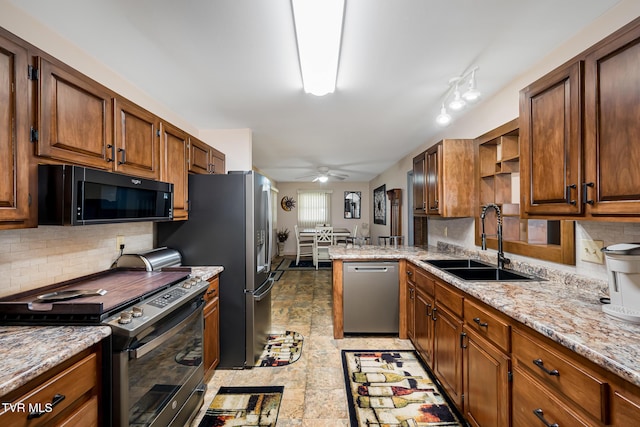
[[406, 263, 416, 285], [0, 353, 98, 427], [435, 281, 463, 318], [464, 299, 510, 353], [513, 366, 591, 427], [204, 276, 219, 303], [512, 327, 608, 422], [415, 268, 434, 296]]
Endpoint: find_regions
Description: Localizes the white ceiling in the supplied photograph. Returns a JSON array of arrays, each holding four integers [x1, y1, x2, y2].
[[8, 0, 621, 182]]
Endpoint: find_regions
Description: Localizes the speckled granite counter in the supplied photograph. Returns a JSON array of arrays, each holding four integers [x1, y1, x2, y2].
[[330, 244, 640, 388], [0, 326, 111, 397], [190, 266, 224, 281]]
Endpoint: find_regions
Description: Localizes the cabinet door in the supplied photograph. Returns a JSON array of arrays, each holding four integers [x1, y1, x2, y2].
[[0, 34, 31, 227], [426, 144, 441, 215], [113, 98, 160, 180], [520, 61, 583, 215], [37, 57, 113, 169], [189, 137, 211, 174], [584, 25, 640, 216], [160, 122, 189, 220], [610, 385, 640, 426], [414, 289, 434, 368], [433, 303, 464, 409], [211, 147, 225, 174], [463, 326, 511, 427], [406, 282, 415, 341], [204, 297, 220, 374], [413, 152, 426, 215]]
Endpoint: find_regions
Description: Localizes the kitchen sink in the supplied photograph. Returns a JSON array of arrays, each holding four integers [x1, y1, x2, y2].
[[423, 258, 540, 282], [423, 259, 491, 269], [442, 267, 538, 282]]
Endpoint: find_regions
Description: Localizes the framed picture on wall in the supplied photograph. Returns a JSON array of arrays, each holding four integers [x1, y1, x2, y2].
[[373, 184, 386, 225]]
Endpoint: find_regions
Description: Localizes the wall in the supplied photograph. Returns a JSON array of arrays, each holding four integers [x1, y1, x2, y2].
[[199, 128, 253, 172], [0, 223, 153, 298], [371, 1, 640, 282], [275, 181, 370, 256]]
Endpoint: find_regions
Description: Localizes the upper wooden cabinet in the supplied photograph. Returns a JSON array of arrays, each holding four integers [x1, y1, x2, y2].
[[36, 56, 114, 169], [520, 61, 583, 216], [412, 139, 475, 218], [113, 97, 161, 180], [0, 32, 32, 229], [189, 136, 226, 175], [161, 122, 189, 220], [584, 21, 640, 217], [520, 18, 640, 220]]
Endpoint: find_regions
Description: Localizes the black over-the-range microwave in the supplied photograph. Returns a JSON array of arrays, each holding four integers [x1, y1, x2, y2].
[[38, 164, 174, 225]]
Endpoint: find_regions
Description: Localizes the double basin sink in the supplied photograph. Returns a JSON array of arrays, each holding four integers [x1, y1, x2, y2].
[[423, 259, 540, 282]]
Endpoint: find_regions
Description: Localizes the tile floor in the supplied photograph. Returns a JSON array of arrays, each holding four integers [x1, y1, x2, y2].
[[190, 262, 414, 426]]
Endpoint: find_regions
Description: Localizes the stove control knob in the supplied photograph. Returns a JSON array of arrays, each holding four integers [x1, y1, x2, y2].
[[132, 306, 144, 317], [118, 312, 133, 324]]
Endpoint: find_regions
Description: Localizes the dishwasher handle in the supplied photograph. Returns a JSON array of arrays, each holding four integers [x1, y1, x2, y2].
[[353, 266, 391, 272]]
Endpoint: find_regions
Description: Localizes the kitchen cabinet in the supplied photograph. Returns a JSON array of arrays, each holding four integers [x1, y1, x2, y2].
[[160, 121, 189, 220], [476, 119, 575, 265], [462, 300, 511, 427], [0, 345, 102, 427], [36, 56, 114, 170], [0, 32, 33, 229], [432, 281, 464, 409], [203, 275, 220, 379], [189, 136, 226, 175], [520, 17, 640, 220], [412, 266, 435, 366], [412, 139, 475, 218], [113, 97, 161, 180]]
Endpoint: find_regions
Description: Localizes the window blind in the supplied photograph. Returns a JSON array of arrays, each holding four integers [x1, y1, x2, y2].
[[297, 190, 332, 228]]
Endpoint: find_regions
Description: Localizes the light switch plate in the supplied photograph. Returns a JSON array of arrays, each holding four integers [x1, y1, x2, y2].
[[580, 239, 604, 264]]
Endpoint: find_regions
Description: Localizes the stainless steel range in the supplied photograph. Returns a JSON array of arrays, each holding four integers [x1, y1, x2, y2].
[[0, 248, 208, 427]]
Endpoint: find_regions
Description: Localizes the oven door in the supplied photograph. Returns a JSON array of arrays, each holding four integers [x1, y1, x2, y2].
[[113, 299, 204, 427]]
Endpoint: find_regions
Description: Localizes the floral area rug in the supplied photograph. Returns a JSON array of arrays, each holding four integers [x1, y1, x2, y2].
[[197, 386, 284, 427], [342, 350, 466, 426], [255, 331, 304, 367]]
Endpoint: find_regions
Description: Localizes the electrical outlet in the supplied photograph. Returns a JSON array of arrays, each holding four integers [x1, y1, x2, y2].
[[580, 239, 604, 264], [116, 235, 125, 250]]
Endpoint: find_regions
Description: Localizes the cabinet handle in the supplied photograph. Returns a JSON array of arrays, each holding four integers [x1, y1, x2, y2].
[[582, 182, 594, 205], [407, 271, 413, 276], [27, 393, 65, 419], [206, 289, 217, 296], [211, 163, 216, 174], [117, 148, 126, 165], [409, 288, 414, 299], [106, 144, 115, 162], [425, 303, 432, 316], [533, 358, 560, 376], [460, 332, 467, 349], [473, 317, 488, 327], [431, 307, 437, 321], [565, 184, 577, 205], [533, 408, 559, 427]]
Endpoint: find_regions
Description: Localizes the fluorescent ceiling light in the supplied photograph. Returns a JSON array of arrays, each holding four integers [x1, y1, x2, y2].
[[292, 0, 345, 96]]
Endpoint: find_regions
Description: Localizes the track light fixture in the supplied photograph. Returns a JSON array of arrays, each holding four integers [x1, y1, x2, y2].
[[435, 67, 481, 127]]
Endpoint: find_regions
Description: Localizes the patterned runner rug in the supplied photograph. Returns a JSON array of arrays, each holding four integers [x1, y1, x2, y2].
[[342, 350, 466, 426], [197, 386, 284, 427], [255, 331, 304, 367]]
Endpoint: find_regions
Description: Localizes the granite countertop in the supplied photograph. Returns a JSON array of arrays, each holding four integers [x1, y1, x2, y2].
[[190, 266, 224, 281], [330, 244, 640, 388], [0, 326, 111, 397]]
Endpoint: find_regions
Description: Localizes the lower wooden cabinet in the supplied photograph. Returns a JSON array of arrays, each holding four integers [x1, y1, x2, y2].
[[414, 288, 434, 366], [433, 301, 464, 409], [203, 276, 220, 379], [462, 326, 510, 427], [0, 345, 102, 427]]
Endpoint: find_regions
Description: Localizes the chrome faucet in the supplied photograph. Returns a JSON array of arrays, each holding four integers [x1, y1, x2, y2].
[[480, 203, 511, 270]]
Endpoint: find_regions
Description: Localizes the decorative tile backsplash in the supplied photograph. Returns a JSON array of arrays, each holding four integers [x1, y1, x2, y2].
[[0, 222, 153, 298]]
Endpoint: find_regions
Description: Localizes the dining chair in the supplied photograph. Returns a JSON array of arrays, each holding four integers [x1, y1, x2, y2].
[[294, 225, 314, 265], [313, 226, 334, 269]]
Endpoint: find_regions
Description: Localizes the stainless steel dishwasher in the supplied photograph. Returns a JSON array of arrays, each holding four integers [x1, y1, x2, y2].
[[343, 261, 399, 333]]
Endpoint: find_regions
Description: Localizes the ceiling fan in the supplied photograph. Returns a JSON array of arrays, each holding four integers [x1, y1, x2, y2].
[[297, 166, 348, 182]]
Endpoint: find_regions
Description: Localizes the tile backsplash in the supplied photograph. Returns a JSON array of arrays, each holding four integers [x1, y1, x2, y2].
[[0, 222, 153, 298]]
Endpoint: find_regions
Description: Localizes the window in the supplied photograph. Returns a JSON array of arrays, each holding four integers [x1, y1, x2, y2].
[[297, 190, 332, 228]]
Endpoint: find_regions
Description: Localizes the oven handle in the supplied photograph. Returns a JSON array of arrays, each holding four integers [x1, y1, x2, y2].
[[130, 305, 202, 360]]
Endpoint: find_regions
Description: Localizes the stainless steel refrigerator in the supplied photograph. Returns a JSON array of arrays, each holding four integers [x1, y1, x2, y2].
[[156, 171, 273, 368]]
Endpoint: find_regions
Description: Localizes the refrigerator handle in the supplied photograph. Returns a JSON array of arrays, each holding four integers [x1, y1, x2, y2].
[[253, 277, 275, 302], [266, 184, 273, 271]]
